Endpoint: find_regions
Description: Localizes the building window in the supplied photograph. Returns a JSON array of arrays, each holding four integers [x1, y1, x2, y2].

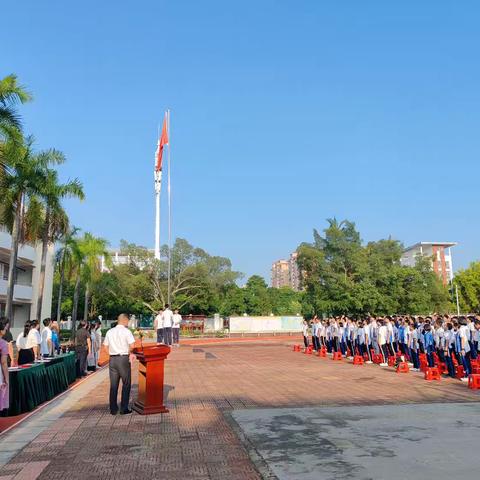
[[0, 262, 8, 281]]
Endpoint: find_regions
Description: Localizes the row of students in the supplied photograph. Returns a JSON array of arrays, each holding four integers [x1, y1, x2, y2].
[[302, 314, 480, 381]]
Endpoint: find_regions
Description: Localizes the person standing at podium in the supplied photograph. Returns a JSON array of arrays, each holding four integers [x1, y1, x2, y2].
[[103, 314, 135, 415]]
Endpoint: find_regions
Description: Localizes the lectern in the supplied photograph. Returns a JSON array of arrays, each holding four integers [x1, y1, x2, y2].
[[132, 344, 171, 415]]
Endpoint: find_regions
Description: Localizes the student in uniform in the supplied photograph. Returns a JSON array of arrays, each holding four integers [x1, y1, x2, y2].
[[467, 316, 477, 359], [325, 322, 332, 353], [172, 309, 182, 347], [434, 319, 446, 366], [309, 317, 317, 351], [409, 320, 420, 371], [154, 309, 164, 344], [457, 317, 472, 380], [40, 318, 53, 357], [377, 319, 389, 366], [423, 324, 435, 367], [319, 321, 327, 348], [338, 321, 346, 356], [302, 320, 309, 348], [444, 322, 456, 378], [473, 319, 480, 357]]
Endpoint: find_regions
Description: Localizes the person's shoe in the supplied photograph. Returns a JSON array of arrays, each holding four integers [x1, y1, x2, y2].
[[380, 363, 388, 367], [460, 377, 469, 382], [110, 410, 118, 415], [365, 360, 373, 364], [120, 409, 133, 415]]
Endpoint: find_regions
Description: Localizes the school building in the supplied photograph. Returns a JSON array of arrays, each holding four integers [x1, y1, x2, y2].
[[400, 241, 457, 285]]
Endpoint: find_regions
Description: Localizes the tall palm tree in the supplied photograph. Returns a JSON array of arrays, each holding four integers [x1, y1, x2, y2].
[[0, 74, 31, 142], [0, 133, 63, 321], [78, 233, 110, 321], [35, 168, 84, 320], [70, 235, 84, 335], [55, 226, 80, 322]]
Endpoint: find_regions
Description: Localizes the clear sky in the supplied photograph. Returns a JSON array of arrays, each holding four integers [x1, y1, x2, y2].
[[2, 1, 479, 283]]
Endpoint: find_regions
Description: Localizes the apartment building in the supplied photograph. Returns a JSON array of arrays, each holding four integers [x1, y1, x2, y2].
[[271, 252, 301, 291], [400, 241, 457, 286], [0, 226, 54, 331]]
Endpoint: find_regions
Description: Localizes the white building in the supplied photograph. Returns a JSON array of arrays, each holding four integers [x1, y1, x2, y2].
[[400, 241, 457, 285], [0, 226, 54, 333], [100, 248, 154, 272]]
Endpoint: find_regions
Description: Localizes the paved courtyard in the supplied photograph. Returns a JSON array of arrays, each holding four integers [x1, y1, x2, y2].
[[0, 339, 478, 479]]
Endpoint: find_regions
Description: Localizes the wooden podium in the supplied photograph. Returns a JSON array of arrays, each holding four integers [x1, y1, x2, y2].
[[132, 344, 171, 415]]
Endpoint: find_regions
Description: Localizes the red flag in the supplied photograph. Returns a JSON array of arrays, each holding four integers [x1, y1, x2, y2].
[[155, 113, 169, 172]]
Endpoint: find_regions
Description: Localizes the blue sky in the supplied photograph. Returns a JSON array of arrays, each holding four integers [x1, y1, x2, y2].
[[2, 1, 479, 283]]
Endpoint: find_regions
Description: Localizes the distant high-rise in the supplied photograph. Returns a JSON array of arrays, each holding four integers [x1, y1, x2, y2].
[[289, 252, 300, 291], [271, 259, 290, 289], [271, 252, 301, 291]]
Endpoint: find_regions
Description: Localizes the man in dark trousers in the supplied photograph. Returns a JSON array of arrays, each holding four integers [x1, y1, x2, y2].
[[74, 320, 91, 377], [103, 314, 135, 415]]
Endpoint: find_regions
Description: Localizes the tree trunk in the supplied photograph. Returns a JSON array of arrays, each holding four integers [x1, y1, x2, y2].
[[5, 196, 22, 322], [56, 248, 66, 322], [83, 283, 89, 322], [71, 271, 81, 337], [35, 208, 50, 320]]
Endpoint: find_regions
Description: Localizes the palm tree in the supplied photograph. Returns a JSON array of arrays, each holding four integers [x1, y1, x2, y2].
[[55, 226, 80, 322], [78, 233, 110, 321], [35, 168, 84, 320], [70, 236, 84, 335], [0, 74, 31, 141], [0, 133, 63, 321]]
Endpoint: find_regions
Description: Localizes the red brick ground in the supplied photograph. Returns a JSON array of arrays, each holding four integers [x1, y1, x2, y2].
[[1, 340, 478, 479]]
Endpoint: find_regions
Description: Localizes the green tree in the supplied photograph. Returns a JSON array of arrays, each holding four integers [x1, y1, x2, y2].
[[35, 167, 84, 319], [78, 233, 110, 321], [54, 226, 80, 321], [244, 275, 272, 315], [0, 133, 60, 320], [298, 218, 451, 317], [454, 261, 480, 313], [0, 74, 31, 139]]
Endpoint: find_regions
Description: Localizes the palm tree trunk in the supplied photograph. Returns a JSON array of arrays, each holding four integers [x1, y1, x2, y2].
[[56, 248, 66, 322], [5, 195, 22, 322], [71, 271, 81, 336], [83, 283, 89, 322], [35, 208, 50, 320]]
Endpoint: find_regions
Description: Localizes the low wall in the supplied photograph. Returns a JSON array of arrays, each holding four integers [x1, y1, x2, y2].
[[229, 316, 303, 333]]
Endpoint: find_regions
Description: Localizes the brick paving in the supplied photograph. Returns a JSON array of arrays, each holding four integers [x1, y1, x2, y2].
[[0, 340, 478, 479]]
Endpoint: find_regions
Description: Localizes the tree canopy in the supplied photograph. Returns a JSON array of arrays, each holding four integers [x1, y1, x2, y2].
[[297, 218, 452, 317]]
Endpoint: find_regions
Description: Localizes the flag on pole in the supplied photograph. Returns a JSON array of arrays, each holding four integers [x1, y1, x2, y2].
[[155, 113, 169, 172]]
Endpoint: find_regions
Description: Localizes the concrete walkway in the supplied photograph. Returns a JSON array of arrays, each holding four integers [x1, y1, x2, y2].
[[233, 402, 480, 480]]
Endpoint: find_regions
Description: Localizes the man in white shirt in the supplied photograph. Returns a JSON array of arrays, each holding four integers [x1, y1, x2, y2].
[[40, 318, 53, 357], [154, 309, 164, 344], [172, 309, 182, 347], [162, 304, 174, 346], [103, 314, 135, 415]]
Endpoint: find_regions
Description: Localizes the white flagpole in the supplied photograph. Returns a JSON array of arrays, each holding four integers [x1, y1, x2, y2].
[[154, 125, 162, 260], [167, 109, 172, 304]]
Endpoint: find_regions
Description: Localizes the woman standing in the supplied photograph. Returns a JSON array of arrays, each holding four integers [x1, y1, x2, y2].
[[16, 320, 35, 365], [0, 319, 9, 416]]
